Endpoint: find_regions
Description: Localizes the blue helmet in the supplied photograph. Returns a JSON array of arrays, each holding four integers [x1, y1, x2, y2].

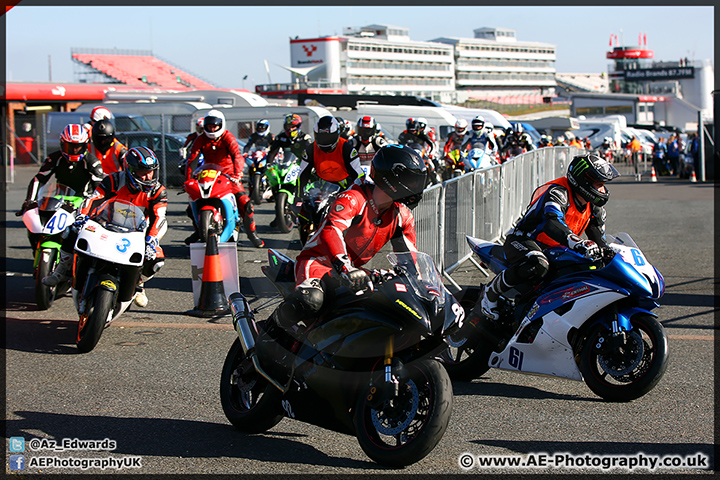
[[124, 146, 160, 193]]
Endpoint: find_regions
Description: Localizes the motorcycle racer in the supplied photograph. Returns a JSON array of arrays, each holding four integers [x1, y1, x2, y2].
[[88, 119, 128, 175], [479, 154, 620, 320], [267, 114, 313, 165], [18, 124, 104, 223], [349, 115, 389, 167], [42, 147, 169, 307], [270, 144, 428, 336], [243, 119, 275, 154], [184, 109, 264, 248], [296, 115, 365, 196]]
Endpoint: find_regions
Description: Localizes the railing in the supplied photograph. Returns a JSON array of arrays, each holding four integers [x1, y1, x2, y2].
[[413, 146, 581, 290]]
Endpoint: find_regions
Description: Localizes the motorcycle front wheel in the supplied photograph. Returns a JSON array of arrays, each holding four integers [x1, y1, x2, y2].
[[274, 192, 294, 233], [35, 250, 58, 310], [440, 286, 500, 381], [77, 288, 114, 353], [353, 359, 453, 468], [220, 338, 284, 433], [579, 313, 669, 402], [251, 174, 264, 205]]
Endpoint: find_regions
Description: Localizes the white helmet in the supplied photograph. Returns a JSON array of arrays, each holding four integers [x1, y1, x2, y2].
[[90, 106, 113, 124], [484, 122, 494, 134], [471, 115, 485, 131], [455, 119, 468, 135], [203, 109, 226, 140]]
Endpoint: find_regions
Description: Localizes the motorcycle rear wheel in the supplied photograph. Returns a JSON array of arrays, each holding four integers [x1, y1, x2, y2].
[[220, 338, 284, 433], [579, 314, 669, 402], [274, 192, 294, 233], [77, 288, 114, 353], [35, 252, 57, 311], [353, 359, 452, 468]]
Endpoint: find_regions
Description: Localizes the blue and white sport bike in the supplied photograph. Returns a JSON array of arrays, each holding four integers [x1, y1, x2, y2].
[[441, 232, 669, 402]]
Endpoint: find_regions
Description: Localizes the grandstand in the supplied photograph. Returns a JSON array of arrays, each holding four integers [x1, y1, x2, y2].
[[71, 48, 216, 90], [555, 73, 609, 94]]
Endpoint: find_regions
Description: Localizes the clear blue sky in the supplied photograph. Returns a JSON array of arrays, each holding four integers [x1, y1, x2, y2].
[[6, 6, 715, 90]]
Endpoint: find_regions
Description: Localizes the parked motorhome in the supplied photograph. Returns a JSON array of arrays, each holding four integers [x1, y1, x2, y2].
[[353, 103, 460, 142], [76, 101, 214, 135]]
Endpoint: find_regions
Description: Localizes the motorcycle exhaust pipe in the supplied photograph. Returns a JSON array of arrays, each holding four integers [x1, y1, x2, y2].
[[229, 292, 256, 353], [228, 292, 288, 393]]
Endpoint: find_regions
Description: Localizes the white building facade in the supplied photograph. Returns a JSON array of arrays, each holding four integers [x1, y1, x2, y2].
[[267, 25, 555, 103], [432, 28, 557, 100]]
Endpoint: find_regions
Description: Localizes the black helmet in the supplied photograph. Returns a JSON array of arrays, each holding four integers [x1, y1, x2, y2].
[[92, 119, 115, 152], [124, 146, 160, 193], [370, 144, 428, 208], [313, 115, 340, 153], [566, 154, 620, 207]]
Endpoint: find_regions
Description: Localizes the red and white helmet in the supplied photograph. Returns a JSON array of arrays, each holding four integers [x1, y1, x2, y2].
[[90, 106, 113, 124], [356, 115, 377, 144], [60, 124, 90, 162], [195, 117, 204, 134], [455, 119, 468, 135]]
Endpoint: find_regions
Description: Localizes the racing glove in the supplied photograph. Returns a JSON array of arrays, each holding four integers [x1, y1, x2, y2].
[[72, 214, 88, 230], [15, 199, 34, 216], [567, 234, 601, 260], [332, 256, 371, 292], [145, 235, 159, 261]]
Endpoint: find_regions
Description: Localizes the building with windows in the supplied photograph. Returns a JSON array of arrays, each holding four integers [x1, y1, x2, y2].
[[256, 25, 555, 103], [432, 28, 557, 100]]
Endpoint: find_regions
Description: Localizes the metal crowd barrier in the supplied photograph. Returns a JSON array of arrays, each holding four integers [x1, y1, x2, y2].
[[415, 146, 580, 290]]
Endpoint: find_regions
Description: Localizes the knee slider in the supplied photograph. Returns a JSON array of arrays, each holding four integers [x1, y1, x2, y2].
[[244, 202, 254, 216], [517, 252, 550, 283]]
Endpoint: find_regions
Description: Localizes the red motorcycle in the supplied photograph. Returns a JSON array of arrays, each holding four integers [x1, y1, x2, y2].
[[183, 163, 240, 243]]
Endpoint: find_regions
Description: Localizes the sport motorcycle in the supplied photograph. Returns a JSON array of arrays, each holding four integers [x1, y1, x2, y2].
[[441, 233, 669, 402], [220, 250, 464, 467], [246, 148, 271, 205], [72, 200, 148, 353], [184, 163, 239, 243], [265, 151, 300, 233], [21, 182, 84, 310]]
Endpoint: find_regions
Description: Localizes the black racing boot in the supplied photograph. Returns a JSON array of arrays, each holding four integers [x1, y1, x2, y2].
[[184, 231, 200, 245]]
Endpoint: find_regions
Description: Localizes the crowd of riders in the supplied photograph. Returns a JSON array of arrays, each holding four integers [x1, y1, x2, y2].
[[19, 104, 622, 325]]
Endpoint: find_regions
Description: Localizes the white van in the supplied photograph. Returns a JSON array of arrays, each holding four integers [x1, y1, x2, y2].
[[354, 103, 459, 142], [574, 119, 624, 149], [190, 105, 335, 144], [439, 105, 512, 138]]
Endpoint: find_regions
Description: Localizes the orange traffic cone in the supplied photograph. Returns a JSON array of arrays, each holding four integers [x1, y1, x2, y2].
[[187, 231, 230, 318], [650, 166, 658, 183], [689, 168, 698, 183]]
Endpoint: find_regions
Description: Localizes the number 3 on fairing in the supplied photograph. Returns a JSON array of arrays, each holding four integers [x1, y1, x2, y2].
[[509, 346, 524, 370]]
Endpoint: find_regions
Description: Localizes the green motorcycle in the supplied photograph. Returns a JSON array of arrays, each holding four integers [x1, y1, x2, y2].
[[264, 151, 301, 233], [21, 183, 84, 310]]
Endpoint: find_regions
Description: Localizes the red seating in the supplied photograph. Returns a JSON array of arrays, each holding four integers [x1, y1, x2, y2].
[[72, 53, 215, 89]]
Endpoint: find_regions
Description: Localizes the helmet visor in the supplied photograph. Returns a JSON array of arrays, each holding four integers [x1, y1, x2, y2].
[[315, 131, 339, 151], [62, 141, 87, 161]]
